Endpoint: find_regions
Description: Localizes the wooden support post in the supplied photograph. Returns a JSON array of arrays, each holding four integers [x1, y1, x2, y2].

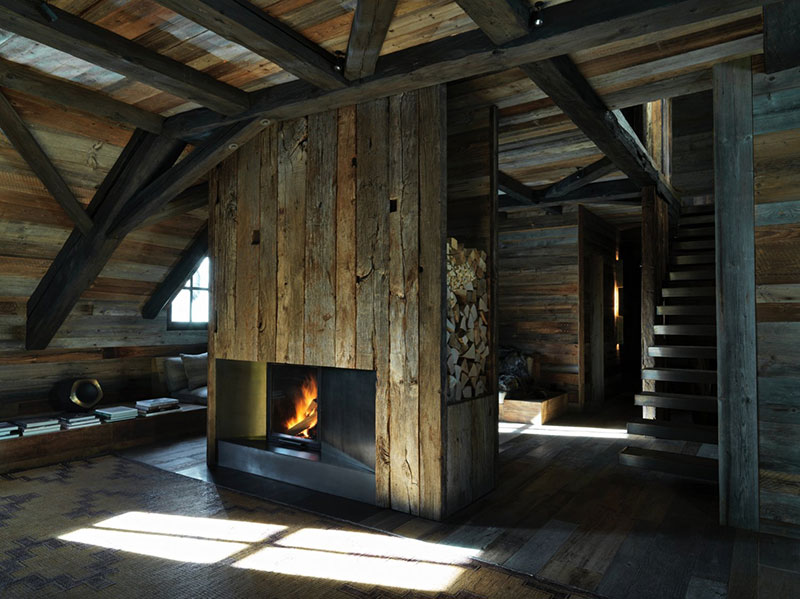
[[713, 57, 759, 530]]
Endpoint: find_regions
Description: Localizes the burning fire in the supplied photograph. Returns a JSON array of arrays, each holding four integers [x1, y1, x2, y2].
[[285, 375, 318, 438]]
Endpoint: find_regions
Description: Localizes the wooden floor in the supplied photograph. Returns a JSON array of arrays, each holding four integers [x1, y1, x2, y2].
[[119, 400, 800, 599]]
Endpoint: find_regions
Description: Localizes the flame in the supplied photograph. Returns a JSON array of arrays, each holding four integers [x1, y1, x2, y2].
[[285, 375, 318, 438]]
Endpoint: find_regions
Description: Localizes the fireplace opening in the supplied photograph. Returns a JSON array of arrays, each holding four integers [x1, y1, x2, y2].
[[268, 364, 321, 453]]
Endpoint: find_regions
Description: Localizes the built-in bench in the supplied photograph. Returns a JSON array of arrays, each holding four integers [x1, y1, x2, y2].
[[0, 403, 206, 474], [499, 391, 568, 426]]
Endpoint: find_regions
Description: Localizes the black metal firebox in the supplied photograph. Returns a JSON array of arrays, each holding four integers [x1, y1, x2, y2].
[[268, 364, 322, 453], [216, 358, 377, 504]]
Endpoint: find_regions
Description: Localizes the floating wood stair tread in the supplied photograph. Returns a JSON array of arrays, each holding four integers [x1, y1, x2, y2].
[[668, 269, 716, 281], [627, 418, 718, 444], [635, 391, 718, 412], [680, 213, 715, 225], [676, 226, 714, 239], [675, 239, 715, 251], [656, 305, 716, 316], [619, 447, 718, 481], [661, 286, 715, 298], [642, 367, 717, 383], [648, 345, 716, 359], [653, 324, 717, 336], [673, 253, 715, 265]]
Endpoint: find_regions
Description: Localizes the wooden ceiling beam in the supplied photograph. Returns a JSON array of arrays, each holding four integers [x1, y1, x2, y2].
[[25, 118, 266, 349], [156, 0, 347, 90], [543, 157, 618, 199], [161, 0, 771, 139], [344, 0, 398, 80], [498, 171, 538, 205], [499, 180, 640, 210], [110, 119, 266, 238], [0, 90, 93, 234], [0, 1, 249, 115], [455, 0, 531, 45], [26, 131, 187, 350], [0, 58, 164, 134], [139, 184, 208, 228], [520, 56, 679, 208], [142, 223, 209, 319]]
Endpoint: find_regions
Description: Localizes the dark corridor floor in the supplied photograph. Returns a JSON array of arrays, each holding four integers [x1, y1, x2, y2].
[[119, 404, 800, 599]]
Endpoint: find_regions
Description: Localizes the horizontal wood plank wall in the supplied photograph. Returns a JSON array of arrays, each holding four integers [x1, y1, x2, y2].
[[498, 209, 580, 405], [445, 104, 498, 516], [753, 68, 800, 536], [208, 86, 447, 519], [0, 156, 208, 417], [579, 206, 617, 408]]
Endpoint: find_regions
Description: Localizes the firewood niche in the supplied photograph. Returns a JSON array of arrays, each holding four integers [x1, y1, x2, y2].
[[446, 237, 490, 402]]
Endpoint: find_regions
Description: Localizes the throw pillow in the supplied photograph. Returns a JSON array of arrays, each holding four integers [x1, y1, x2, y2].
[[181, 352, 208, 390], [163, 357, 189, 394]]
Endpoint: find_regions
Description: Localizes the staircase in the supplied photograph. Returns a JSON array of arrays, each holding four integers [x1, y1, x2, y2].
[[620, 204, 719, 481]]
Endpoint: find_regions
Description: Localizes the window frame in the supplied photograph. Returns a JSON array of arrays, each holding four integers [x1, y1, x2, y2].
[[167, 256, 210, 330]]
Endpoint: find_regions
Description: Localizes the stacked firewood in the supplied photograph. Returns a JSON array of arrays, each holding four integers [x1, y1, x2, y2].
[[446, 237, 489, 402]]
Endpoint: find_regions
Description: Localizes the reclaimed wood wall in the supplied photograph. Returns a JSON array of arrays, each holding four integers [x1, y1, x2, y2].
[[578, 206, 617, 408], [208, 87, 449, 519], [445, 104, 498, 514], [498, 209, 580, 404], [752, 66, 800, 535], [0, 101, 207, 418]]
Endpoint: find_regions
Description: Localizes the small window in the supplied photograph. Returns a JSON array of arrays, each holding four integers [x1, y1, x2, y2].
[[169, 257, 209, 329]]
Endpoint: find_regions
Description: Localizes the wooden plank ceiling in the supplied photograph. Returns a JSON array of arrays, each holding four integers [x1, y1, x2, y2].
[[0, 0, 770, 347]]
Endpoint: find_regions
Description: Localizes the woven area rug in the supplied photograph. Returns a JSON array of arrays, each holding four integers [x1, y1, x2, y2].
[[0, 455, 603, 599]]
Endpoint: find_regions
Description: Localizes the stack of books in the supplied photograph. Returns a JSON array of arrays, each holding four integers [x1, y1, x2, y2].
[[60, 413, 102, 430], [136, 398, 180, 417], [0, 421, 20, 441], [95, 406, 139, 422], [14, 416, 60, 437]]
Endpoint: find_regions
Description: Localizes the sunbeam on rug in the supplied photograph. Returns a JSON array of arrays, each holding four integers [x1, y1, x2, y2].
[[0, 455, 604, 599]]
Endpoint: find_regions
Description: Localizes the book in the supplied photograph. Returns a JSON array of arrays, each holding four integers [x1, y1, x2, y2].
[[0, 421, 19, 434], [138, 405, 180, 417], [0, 429, 20, 437], [0, 433, 20, 441], [13, 416, 59, 429], [21, 425, 61, 436], [60, 414, 99, 425], [95, 406, 138, 421], [135, 398, 179, 411], [61, 420, 102, 430]]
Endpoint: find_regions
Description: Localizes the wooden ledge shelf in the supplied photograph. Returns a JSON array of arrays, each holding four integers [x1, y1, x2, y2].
[[0, 403, 206, 474]]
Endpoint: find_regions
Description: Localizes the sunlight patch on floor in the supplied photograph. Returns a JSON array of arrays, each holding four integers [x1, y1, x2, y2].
[[60, 527, 248, 563], [59, 512, 471, 592], [232, 546, 464, 591], [499, 422, 628, 439], [276, 528, 479, 564], [94, 511, 285, 543]]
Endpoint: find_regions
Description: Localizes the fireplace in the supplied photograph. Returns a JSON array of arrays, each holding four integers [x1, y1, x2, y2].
[[268, 364, 321, 454], [215, 358, 377, 504]]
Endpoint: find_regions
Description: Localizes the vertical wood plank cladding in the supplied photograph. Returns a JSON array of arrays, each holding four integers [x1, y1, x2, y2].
[[276, 118, 307, 364], [208, 87, 448, 518], [304, 111, 337, 367], [235, 138, 261, 362], [713, 57, 759, 531], [389, 92, 421, 515], [258, 126, 278, 364], [753, 68, 800, 533], [418, 85, 446, 520], [335, 106, 357, 370], [207, 168, 218, 464], [216, 154, 239, 361], [356, 97, 391, 506]]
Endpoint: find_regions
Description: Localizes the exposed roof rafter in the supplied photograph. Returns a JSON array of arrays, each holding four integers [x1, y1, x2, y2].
[[156, 0, 348, 90], [0, 90, 93, 234], [344, 0, 399, 80], [0, 0, 249, 115], [455, 0, 531, 45]]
